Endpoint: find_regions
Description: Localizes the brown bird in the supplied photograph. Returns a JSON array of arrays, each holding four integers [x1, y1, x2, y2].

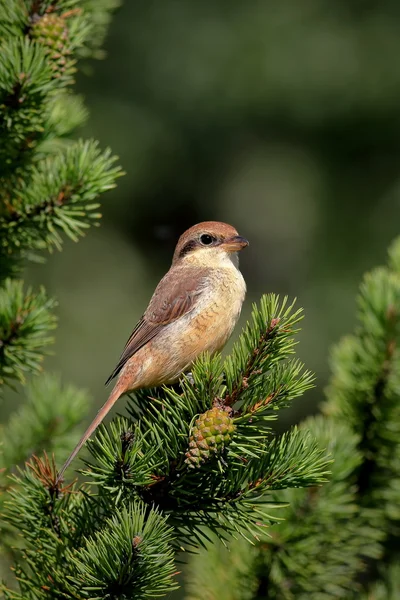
[[56, 221, 248, 483]]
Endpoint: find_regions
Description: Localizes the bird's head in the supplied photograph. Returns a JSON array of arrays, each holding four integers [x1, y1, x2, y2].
[[172, 221, 249, 268]]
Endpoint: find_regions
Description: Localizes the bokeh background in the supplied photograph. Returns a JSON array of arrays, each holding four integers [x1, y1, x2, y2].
[[4, 0, 400, 434]]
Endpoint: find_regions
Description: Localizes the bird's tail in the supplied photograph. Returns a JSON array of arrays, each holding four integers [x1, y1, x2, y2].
[[55, 382, 124, 485]]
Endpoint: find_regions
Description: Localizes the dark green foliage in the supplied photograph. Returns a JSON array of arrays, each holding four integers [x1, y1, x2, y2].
[[3, 457, 89, 592], [0, 279, 56, 387], [1, 139, 121, 256], [0, 0, 125, 592], [0, 38, 57, 169], [254, 417, 382, 600], [84, 417, 160, 490], [1, 459, 177, 599], [71, 504, 178, 599], [324, 237, 400, 525], [0, 0, 103, 175], [0, 0, 123, 274], [0, 375, 91, 563], [186, 417, 382, 600]]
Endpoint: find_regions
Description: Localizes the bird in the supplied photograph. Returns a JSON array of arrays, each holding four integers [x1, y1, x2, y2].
[[56, 221, 248, 483]]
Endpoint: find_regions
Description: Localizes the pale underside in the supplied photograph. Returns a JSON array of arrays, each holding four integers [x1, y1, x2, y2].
[[108, 250, 246, 392]]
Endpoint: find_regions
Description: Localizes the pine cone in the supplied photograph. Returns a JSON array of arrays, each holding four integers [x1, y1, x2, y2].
[[185, 407, 235, 468], [31, 14, 74, 80]]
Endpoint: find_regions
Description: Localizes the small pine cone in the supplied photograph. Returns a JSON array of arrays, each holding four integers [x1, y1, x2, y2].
[[31, 14, 73, 79], [185, 407, 235, 468]]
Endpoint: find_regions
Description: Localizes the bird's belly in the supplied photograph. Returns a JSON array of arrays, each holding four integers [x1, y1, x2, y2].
[[122, 271, 245, 391], [181, 301, 237, 358]]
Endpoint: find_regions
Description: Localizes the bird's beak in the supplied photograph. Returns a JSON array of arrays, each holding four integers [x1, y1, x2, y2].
[[221, 235, 249, 252]]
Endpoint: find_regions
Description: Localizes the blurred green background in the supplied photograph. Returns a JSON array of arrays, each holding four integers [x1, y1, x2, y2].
[[4, 0, 400, 429]]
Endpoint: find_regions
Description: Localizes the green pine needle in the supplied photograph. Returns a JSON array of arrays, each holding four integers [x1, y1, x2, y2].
[[1, 139, 123, 254], [0, 279, 57, 387], [69, 503, 178, 599]]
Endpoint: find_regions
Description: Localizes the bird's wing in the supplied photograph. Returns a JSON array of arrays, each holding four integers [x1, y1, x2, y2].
[[105, 266, 209, 384]]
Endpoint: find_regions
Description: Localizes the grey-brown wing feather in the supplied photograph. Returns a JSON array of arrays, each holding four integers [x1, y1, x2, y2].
[[105, 266, 209, 385]]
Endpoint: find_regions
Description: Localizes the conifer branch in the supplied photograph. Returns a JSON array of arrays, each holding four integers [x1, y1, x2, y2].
[[79, 295, 329, 550], [1, 463, 179, 599], [0, 140, 123, 256], [324, 242, 400, 520], [0, 279, 56, 387], [0, 375, 91, 570], [224, 295, 312, 415], [69, 504, 178, 599], [185, 417, 382, 600], [0, 38, 56, 172], [0, 0, 126, 594]]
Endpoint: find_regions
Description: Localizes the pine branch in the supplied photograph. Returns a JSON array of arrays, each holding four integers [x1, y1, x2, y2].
[[185, 417, 382, 600], [0, 37, 57, 172], [0, 375, 91, 575], [0, 279, 56, 387], [69, 504, 178, 599], [1, 458, 178, 599], [224, 295, 313, 414], [0, 140, 123, 256], [0, 1, 28, 39], [1, 458, 97, 598], [0, 0, 124, 594], [0, 0, 123, 279], [76, 295, 330, 551], [324, 240, 400, 522], [0, 0, 121, 181]]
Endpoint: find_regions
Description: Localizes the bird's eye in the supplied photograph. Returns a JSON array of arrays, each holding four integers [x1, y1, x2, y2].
[[200, 234, 215, 246]]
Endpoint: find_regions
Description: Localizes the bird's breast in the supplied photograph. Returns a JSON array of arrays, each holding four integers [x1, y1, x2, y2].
[[182, 266, 246, 354], [121, 266, 246, 390]]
